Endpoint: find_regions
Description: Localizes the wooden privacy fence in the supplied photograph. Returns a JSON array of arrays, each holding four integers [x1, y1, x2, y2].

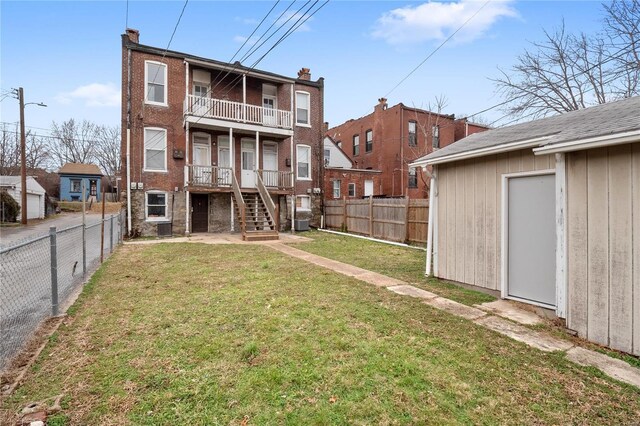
[[324, 198, 429, 245]]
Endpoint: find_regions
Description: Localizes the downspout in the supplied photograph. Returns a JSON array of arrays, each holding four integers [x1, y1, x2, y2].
[[400, 106, 404, 196], [184, 60, 190, 235], [126, 46, 132, 235], [426, 166, 436, 276], [290, 82, 295, 233]]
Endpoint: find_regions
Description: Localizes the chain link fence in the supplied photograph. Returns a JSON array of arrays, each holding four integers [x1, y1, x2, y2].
[[0, 211, 125, 371]]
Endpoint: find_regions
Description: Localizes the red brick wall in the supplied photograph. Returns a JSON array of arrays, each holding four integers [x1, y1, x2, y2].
[[327, 102, 487, 199], [324, 169, 382, 200]]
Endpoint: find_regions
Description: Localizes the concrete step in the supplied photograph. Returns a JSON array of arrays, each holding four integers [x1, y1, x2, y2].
[[243, 231, 279, 241]]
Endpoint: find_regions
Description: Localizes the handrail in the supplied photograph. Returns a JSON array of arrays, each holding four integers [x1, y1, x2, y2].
[[231, 174, 246, 237], [255, 172, 277, 227]]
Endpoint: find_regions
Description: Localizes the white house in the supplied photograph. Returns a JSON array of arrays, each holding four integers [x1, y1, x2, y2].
[[0, 176, 46, 220]]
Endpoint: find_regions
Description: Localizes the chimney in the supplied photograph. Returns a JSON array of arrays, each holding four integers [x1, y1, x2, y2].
[[126, 28, 140, 43], [374, 97, 388, 112], [297, 67, 311, 80]]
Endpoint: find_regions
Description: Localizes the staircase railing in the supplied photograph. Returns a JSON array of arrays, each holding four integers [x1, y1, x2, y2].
[[231, 174, 246, 237], [255, 172, 278, 231]]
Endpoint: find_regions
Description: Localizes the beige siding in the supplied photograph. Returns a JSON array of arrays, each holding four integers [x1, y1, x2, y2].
[[436, 149, 554, 291], [567, 144, 640, 355]]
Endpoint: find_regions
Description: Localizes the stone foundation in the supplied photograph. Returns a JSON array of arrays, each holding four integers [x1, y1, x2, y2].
[[209, 193, 232, 233]]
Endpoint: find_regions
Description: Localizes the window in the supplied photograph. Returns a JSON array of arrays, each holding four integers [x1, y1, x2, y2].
[[348, 183, 356, 197], [365, 129, 373, 152], [145, 61, 167, 105], [333, 180, 341, 198], [432, 125, 440, 148], [353, 134, 360, 156], [295, 91, 310, 125], [296, 145, 311, 180], [324, 148, 331, 166], [70, 179, 81, 193], [144, 128, 167, 172], [146, 192, 167, 221], [408, 121, 417, 146], [296, 195, 311, 211], [408, 167, 418, 188]]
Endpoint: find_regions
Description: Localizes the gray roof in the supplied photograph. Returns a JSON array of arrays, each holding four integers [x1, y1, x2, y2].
[[416, 96, 640, 164]]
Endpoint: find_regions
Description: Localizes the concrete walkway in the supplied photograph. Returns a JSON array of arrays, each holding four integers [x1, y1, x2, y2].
[[269, 243, 640, 388]]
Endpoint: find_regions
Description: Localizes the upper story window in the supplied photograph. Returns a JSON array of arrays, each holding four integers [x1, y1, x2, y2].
[[296, 144, 311, 180], [365, 129, 373, 152], [408, 121, 417, 147], [353, 134, 360, 156], [295, 91, 310, 126], [144, 127, 167, 172], [324, 148, 331, 165], [408, 167, 418, 188], [145, 61, 167, 106], [432, 125, 440, 148]]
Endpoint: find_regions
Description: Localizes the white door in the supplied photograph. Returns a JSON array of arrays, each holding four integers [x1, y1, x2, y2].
[[263, 84, 277, 126], [217, 136, 231, 186], [364, 180, 374, 197], [193, 134, 211, 185], [262, 143, 278, 187], [193, 83, 209, 116], [241, 140, 255, 188], [26, 194, 42, 219], [505, 173, 556, 307]]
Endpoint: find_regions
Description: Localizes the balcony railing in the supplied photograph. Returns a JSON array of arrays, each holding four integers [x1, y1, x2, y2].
[[185, 95, 293, 130], [187, 165, 233, 187], [257, 170, 293, 190]]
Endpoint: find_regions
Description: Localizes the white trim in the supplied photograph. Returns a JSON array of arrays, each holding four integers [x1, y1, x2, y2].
[[348, 182, 356, 197], [143, 127, 168, 172], [415, 136, 553, 167], [555, 153, 568, 318], [426, 173, 436, 276], [295, 90, 311, 127], [184, 115, 294, 137], [296, 144, 312, 181], [533, 129, 640, 155], [319, 228, 426, 251], [145, 190, 169, 222], [144, 60, 168, 106], [501, 169, 556, 308], [433, 166, 439, 276], [296, 195, 311, 211]]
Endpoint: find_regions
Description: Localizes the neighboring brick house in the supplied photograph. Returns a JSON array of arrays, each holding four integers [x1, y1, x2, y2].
[[121, 29, 324, 239], [327, 98, 488, 198], [323, 136, 382, 200]]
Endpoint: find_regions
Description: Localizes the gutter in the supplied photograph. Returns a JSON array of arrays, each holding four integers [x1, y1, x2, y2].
[[533, 130, 640, 155]]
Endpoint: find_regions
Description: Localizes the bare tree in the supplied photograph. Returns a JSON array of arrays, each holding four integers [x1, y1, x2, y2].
[[0, 124, 51, 174], [94, 125, 121, 182], [49, 119, 98, 167], [493, 1, 640, 119]]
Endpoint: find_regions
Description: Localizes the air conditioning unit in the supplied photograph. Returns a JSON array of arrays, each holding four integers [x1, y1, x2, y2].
[[294, 219, 310, 231], [157, 222, 172, 237], [313, 188, 321, 194]]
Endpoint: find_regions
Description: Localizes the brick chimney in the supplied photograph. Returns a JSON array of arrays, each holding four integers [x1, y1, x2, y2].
[[374, 97, 388, 112], [297, 67, 311, 80], [126, 28, 140, 43]]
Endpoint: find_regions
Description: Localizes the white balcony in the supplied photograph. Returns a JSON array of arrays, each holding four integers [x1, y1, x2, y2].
[[184, 95, 293, 130]]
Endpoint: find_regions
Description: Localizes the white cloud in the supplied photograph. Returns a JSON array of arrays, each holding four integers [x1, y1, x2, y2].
[[372, 0, 518, 45], [276, 11, 312, 33], [233, 35, 259, 44], [56, 83, 120, 107]]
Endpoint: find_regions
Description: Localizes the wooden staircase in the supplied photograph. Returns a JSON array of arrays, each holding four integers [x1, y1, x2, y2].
[[233, 192, 279, 241]]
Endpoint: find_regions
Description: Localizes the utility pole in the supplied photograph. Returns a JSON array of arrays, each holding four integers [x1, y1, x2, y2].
[[18, 88, 27, 225], [13, 87, 46, 225]]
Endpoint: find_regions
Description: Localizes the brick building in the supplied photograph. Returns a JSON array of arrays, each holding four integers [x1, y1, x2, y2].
[[323, 136, 382, 200], [121, 29, 324, 239], [327, 98, 488, 198]]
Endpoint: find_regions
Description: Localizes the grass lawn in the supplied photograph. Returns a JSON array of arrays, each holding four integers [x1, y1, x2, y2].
[[2, 243, 639, 425], [290, 230, 495, 306]]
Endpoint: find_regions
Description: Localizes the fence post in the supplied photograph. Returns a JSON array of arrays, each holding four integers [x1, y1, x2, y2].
[[82, 181, 86, 277], [369, 196, 373, 237], [342, 196, 347, 231], [49, 226, 59, 317], [110, 215, 114, 253], [404, 197, 411, 244]]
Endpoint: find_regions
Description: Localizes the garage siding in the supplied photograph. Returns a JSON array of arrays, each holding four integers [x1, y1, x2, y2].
[[436, 149, 554, 291], [567, 143, 640, 356]]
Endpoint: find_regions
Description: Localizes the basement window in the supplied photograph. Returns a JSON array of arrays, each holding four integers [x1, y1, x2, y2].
[[146, 191, 168, 221]]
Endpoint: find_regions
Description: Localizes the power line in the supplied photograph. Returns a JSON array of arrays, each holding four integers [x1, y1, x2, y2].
[[230, 1, 281, 64], [384, 0, 490, 98]]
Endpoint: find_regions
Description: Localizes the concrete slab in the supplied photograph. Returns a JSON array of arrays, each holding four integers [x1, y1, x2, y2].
[[476, 300, 543, 325], [423, 297, 487, 320], [566, 347, 640, 388], [354, 271, 406, 288], [475, 316, 573, 352], [388, 285, 438, 300]]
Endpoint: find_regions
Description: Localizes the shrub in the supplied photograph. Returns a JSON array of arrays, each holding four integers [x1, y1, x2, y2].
[[0, 190, 20, 222]]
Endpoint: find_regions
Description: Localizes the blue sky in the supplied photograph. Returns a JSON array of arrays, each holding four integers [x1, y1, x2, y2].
[[1, 0, 605, 134]]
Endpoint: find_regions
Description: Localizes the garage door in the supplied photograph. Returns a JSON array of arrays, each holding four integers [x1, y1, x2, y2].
[[506, 173, 556, 307], [26, 194, 42, 219]]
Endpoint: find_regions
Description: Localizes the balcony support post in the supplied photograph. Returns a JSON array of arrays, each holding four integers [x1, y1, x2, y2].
[[242, 74, 247, 123], [255, 131, 260, 172]]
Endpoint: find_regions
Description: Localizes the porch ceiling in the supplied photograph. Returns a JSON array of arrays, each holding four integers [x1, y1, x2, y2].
[[186, 115, 294, 138]]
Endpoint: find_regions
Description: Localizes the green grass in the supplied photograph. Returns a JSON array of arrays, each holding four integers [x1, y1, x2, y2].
[[290, 230, 495, 306], [2, 243, 639, 425]]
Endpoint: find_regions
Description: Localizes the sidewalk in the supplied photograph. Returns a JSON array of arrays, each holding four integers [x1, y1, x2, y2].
[[269, 243, 640, 389]]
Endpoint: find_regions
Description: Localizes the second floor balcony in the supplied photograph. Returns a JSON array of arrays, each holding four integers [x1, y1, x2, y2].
[[184, 95, 293, 131]]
